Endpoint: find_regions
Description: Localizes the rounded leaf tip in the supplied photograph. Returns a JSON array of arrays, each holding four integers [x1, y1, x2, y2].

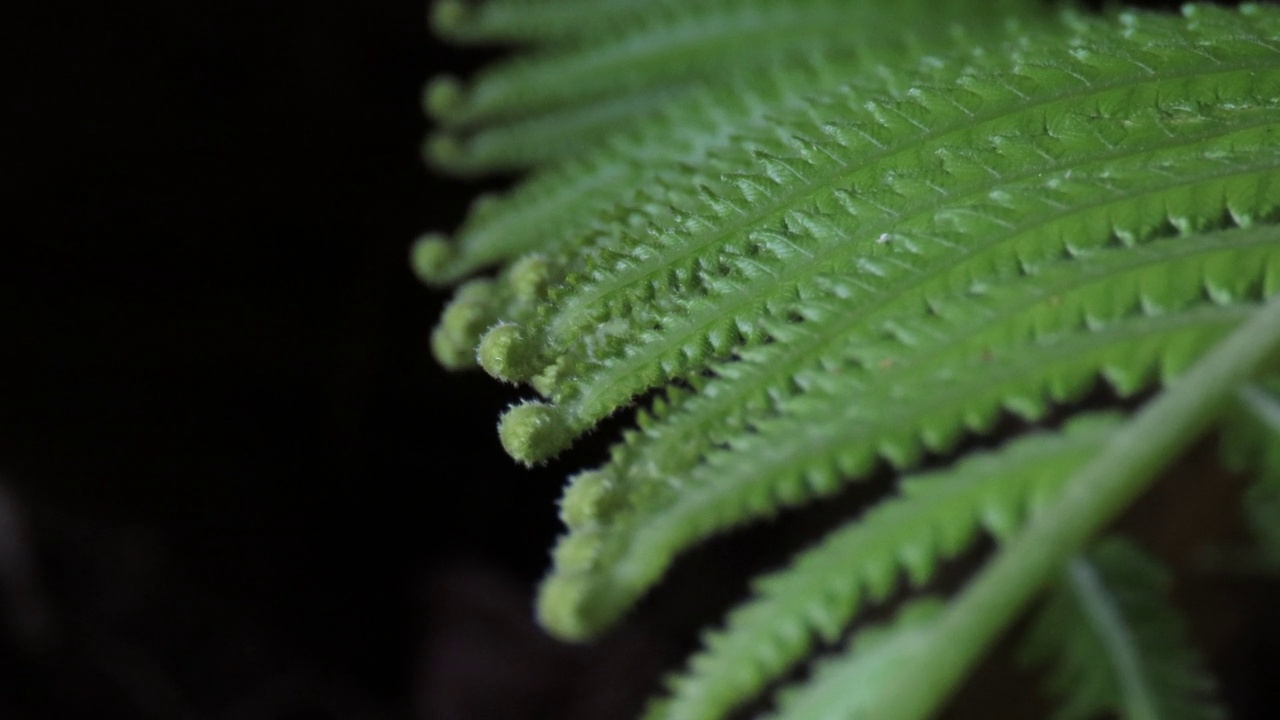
[[477, 322, 542, 383], [467, 192, 501, 222], [551, 532, 600, 575], [430, 326, 471, 370], [508, 254, 554, 304], [411, 233, 453, 285], [430, 280, 496, 369], [424, 132, 472, 174], [430, 0, 467, 33], [559, 471, 620, 529], [499, 401, 571, 465], [424, 75, 464, 119], [536, 574, 596, 642]]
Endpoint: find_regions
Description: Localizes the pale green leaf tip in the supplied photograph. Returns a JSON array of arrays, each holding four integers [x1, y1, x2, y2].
[[499, 401, 572, 465], [424, 132, 468, 172], [430, 0, 467, 34], [424, 75, 464, 119], [536, 573, 594, 642], [552, 531, 601, 575], [477, 322, 543, 383], [430, 324, 472, 369], [468, 191, 500, 218], [410, 233, 453, 285], [430, 279, 496, 369], [560, 470, 619, 528], [507, 253, 554, 304]]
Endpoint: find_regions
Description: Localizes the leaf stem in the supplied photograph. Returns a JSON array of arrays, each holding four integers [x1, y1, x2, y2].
[[1065, 557, 1159, 720], [872, 293, 1280, 720]]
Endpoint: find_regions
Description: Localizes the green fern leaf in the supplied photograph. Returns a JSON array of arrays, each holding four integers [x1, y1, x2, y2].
[[1022, 537, 1224, 720], [758, 598, 947, 720], [423, 0, 1047, 172], [492, 5, 1280, 453], [539, 205, 1280, 640], [643, 413, 1120, 720], [497, 4, 1280, 640], [416, 17, 1065, 371], [1221, 379, 1280, 567], [418, 47, 934, 278], [430, 0, 701, 46], [414, 51, 860, 303], [853, 293, 1280, 719], [421, 3, 1280, 717]]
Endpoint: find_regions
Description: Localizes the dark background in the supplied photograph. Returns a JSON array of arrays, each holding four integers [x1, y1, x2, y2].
[[2, 1, 1276, 719], [3, 2, 622, 718]]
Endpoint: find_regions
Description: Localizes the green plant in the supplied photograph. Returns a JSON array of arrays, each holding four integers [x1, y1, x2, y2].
[[415, 1, 1280, 717]]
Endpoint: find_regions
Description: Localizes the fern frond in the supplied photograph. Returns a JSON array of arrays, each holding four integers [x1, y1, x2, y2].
[[424, 0, 1048, 172], [1021, 537, 1223, 720], [414, 10, 1066, 285], [538, 215, 1280, 639], [858, 294, 1280, 720], [425, 81, 691, 173], [430, 0, 694, 46], [422, 2, 1280, 716], [415, 52, 857, 283], [642, 413, 1120, 720], [1221, 379, 1280, 566], [416, 23, 1071, 372], [758, 598, 947, 720], [490, 5, 1280, 455], [427, 0, 867, 132], [515, 4, 1280, 640], [416, 19, 1067, 372]]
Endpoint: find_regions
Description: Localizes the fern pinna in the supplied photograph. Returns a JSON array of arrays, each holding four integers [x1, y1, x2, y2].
[[416, 2, 1280, 718]]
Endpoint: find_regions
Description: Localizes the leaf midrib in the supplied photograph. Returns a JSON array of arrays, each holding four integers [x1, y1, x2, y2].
[[1065, 557, 1162, 720], [659, 426, 1109, 720]]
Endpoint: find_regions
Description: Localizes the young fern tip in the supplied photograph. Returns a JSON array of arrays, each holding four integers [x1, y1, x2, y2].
[[419, 0, 1280, 717], [498, 401, 572, 466], [429, 0, 468, 36], [477, 322, 541, 383], [558, 470, 621, 529], [422, 74, 464, 122], [429, 278, 496, 369], [409, 232, 453, 286]]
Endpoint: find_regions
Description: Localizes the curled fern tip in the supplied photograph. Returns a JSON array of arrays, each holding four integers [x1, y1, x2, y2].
[[409, 233, 453, 285], [537, 573, 593, 643], [430, 0, 467, 34], [478, 322, 541, 383], [559, 470, 621, 529], [499, 401, 572, 465], [424, 132, 467, 174], [508, 253, 554, 304], [424, 74, 464, 121], [430, 278, 494, 368]]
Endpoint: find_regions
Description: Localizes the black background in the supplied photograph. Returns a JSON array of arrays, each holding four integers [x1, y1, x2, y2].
[[4, 2, 599, 718], [3, 1, 1276, 719]]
